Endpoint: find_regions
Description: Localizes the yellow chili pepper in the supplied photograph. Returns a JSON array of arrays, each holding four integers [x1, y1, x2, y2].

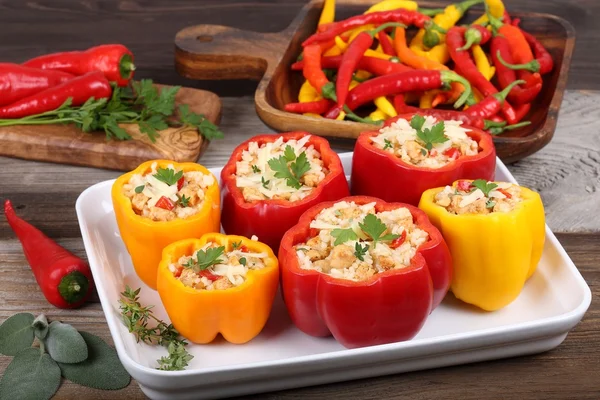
[[369, 109, 389, 121], [112, 160, 221, 289], [374, 96, 397, 116], [472, 44, 495, 80], [348, 25, 375, 42], [335, 36, 392, 60], [334, 35, 348, 51], [157, 233, 279, 344], [336, 111, 346, 120], [365, 0, 418, 13], [418, 181, 545, 311], [354, 69, 372, 81], [409, 33, 451, 64], [298, 80, 321, 102], [319, 0, 336, 26], [473, 0, 505, 26], [324, 45, 343, 56], [419, 90, 438, 109]]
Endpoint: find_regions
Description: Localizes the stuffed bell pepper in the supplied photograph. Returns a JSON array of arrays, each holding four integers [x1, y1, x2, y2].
[[112, 160, 220, 289], [220, 132, 350, 251], [279, 196, 452, 349], [157, 233, 279, 344], [351, 114, 496, 206], [419, 179, 545, 311]]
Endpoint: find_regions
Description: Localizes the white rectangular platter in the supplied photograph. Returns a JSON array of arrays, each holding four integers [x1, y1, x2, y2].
[[76, 152, 592, 400]]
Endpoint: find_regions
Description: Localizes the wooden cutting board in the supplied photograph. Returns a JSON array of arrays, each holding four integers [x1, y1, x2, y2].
[[0, 84, 221, 171]]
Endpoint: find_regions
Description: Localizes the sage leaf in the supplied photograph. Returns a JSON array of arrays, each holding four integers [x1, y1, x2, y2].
[[45, 321, 88, 363], [32, 314, 49, 340], [0, 312, 34, 355], [0, 348, 61, 400], [58, 331, 131, 390]]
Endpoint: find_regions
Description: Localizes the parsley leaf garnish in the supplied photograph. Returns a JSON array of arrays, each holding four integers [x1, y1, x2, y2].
[[471, 179, 498, 197], [239, 257, 247, 266], [486, 199, 496, 209], [410, 115, 448, 151], [354, 242, 369, 261], [358, 214, 399, 248], [331, 228, 358, 246], [231, 241, 242, 250], [261, 176, 270, 189], [135, 185, 145, 193], [184, 246, 225, 272], [153, 167, 183, 186], [252, 165, 261, 173], [383, 139, 393, 150], [267, 145, 310, 189], [178, 104, 224, 140], [179, 194, 190, 207]]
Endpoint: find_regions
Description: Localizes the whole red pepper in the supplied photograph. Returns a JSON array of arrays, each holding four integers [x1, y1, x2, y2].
[[457, 24, 492, 51], [291, 56, 413, 76], [285, 99, 334, 115], [4, 200, 94, 309], [446, 26, 518, 124], [351, 114, 496, 206], [23, 44, 135, 87], [303, 10, 431, 46], [0, 71, 112, 119], [302, 44, 336, 101], [0, 64, 74, 107], [220, 132, 350, 251], [279, 196, 452, 348]]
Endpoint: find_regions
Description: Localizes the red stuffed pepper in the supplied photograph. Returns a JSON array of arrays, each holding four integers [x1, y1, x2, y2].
[[351, 114, 496, 205], [221, 132, 350, 251], [279, 196, 452, 349]]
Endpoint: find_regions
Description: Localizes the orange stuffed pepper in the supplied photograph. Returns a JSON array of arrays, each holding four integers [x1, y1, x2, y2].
[[157, 233, 279, 344], [112, 160, 220, 289]]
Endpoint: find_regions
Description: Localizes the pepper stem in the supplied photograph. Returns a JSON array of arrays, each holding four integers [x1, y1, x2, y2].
[[494, 79, 526, 102], [57, 271, 90, 304], [418, 8, 445, 17], [496, 51, 541, 72], [486, 5, 504, 32], [370, 22, 406, 37], [483, 120, 507, 129], [343, 105, 383, 126], [488, 120, 531, 135], [321, 82, 337, 102], [119, 53, 136, 79], [456, 0, 485, 15], [440, 70, 472, 109], [458, 27, 482, 51]]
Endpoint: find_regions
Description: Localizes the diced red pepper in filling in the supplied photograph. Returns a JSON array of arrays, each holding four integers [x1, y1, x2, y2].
[[155, 196, 175, 211], [240, 245, 249, 253], [457, 180, 472, 191], [498, 188, 512, 199], [390, 231, 407, 249], [173, 266, 183, 278], [177, 177, 185, 191], [443, 147, 461, 160], [199, 270, 220, 281], [429, 149, 438, 157]]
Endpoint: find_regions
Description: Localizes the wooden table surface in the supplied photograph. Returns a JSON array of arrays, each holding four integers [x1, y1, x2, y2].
[[1, 1, 599, 399]]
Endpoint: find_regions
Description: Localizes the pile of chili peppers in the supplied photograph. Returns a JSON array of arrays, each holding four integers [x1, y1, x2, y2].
[[0, 44, 135, 118], [287, 0, 554, 135]]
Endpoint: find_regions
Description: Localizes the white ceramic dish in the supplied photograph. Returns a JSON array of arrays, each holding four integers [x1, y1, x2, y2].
[[76, 152, 591, 400]]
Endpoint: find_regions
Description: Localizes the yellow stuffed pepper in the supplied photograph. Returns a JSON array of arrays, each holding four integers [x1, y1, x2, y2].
[[419, 179, 545, 311], [156, 233, 279, 344], [112, 160, 220, 289]]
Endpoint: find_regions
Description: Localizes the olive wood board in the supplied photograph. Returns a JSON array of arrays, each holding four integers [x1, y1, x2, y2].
[[0, 84, 221, 171], [175, 0, 575, 163]]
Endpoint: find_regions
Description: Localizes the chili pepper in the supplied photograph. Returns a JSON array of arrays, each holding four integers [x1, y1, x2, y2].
[[319, 0, 336, 25], [513, 103, 531, 122], [418, 0, 483, 49], [369, 108, 389, 121], [345, 69, 473, 111], [458, 25, 492, 51], [298, 80, 320, 102], [472, 44, 495, 81], [23, 44, 135, 87], [335, 34, 395, 61], [509, 30, 553, 75], [157, 233, 279, 344], [465, 80, 524, 119], [446, 26, 518, 123], [279, 196, 452, 348], [0, 64, 74, 107], [112, 160, 221, 289], [374, 95, 397, 116], [302, 44, 336, 101], [365, 0, 418, 14], [303, 10, 431, 46], [472, 0, 505, 26], [292, 55, 412, 76], [490, 34, 543, 105], [419, 90, 437, 108], [285, 99, 334, 115], [393, 28, 448, 70], [488, 120, 531, 135], [378, 31, 396, 56], [4, 199, 94, 309], [0, 71, 111, 119], [419, 179, 545, 311], [336, 23, 405, 109]]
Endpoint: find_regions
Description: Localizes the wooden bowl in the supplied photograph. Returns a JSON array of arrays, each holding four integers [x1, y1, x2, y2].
[[175, 0, 575, 163]]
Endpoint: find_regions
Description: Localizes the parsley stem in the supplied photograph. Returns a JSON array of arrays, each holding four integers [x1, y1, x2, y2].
[[0, 118, 79, 126]]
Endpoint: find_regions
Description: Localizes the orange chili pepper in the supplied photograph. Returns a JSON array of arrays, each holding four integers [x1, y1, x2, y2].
[[393, 27, 448, 70]]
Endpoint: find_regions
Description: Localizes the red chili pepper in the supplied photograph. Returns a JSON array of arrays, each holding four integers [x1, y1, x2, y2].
[[279, 196, 452, 348], [498, 188, 512, 199], [155, 196, 176, 211], [351, 115, 496, 206], [390, 231, 407, 248], [378, 31, 396, 56], [457, 180, 472, 191], [458, 24, 491, 51], [446, 26, 518, 124], [0, 64, 74, 107], [199, 270, 220, 281], [513, 103, 531, 122], [4, 199, 94, 309], [177, 177, 185, 191], [23, 44, 135, 87], [490, 35, 542, 105], [345, 69, 472, 111], [465, 79, 525, 119], [502, 10, 512, 24], [285, 99, 334, 115], [221, 132, 350, 250], [0, 71, 112, 119], [517, 30, 554, 75], [302, 44, 336, 101], [303, 10, 431, 46], [291, 56, 412, 76]]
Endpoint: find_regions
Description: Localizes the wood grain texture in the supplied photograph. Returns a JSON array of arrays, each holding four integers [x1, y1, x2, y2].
[[0, 233, 597, 399], [175, 0, 576, 163], [0, 85, 221, 171]]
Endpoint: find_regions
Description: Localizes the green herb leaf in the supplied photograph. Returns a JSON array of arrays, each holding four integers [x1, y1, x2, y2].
[[178, 104, 224, 140], [486, 199, 496, 209], [354, 242, 369, 261], [471, 179, 498, 197], [157, 342, 193, 371], [32, 314, 49, 341], [284, 145, 296, 161], [359, 214, 400, 248], [252, 165, 261, 173], [179, 194, 190, 207], [383, 139, 393, 150], [268, 149, 310, 190], [45, 321, 88, 364], [185, 246, 225, 272], [153, 167, 183, 186], [261, 176, 270, 189], [58, 331, 131, 390], [416, 121, 448, 150], [410, 114, 426, 131], [290, 152, 311, 181], [0, 348, 61, 400], [0, 312, 34, 356], [331, 228, 358, 246], [231, 241, 242, 250], [240, 257, 247, 266], [135, 185, 145, 194]]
